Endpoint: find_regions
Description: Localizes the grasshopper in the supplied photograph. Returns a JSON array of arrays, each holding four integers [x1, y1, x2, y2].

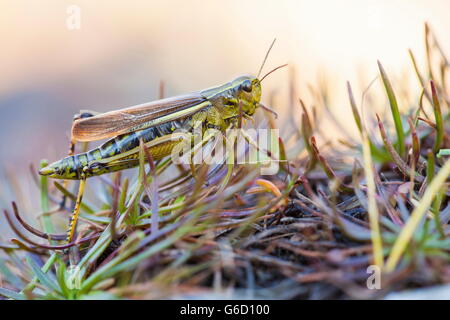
[[39, 41, 285, 243]]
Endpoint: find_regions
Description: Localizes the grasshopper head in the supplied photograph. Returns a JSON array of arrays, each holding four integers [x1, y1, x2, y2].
[[230, 64, 287, 118], [230, 75, 262, 116], [39, 158, 77, 180], [39, 160, 64, 178]]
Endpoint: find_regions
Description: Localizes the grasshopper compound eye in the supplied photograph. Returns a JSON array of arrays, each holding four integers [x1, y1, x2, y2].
[[241, 79, 252, 93]]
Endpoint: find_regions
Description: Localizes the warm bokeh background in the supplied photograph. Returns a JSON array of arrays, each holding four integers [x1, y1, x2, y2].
[[0, 0, 449, 169]]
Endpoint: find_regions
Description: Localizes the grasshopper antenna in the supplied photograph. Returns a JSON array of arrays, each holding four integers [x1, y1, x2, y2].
[[257, 38, 277, 79], [260, 64, 288, 83]]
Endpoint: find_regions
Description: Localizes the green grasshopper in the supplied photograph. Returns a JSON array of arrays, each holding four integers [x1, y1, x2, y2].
[[39, 41, 286, 243]]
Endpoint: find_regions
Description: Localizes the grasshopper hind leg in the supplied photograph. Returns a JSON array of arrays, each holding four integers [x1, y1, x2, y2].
[[66, 168, 87, 243], [64, 111, 98, 244]]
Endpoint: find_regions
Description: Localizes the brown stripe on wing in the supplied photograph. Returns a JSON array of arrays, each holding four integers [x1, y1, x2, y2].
[[71, 93, 207, 142]]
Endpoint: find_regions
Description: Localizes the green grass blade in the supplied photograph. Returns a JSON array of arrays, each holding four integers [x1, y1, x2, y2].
[[26, 256, 61, 294], [426, 150, 435, 184], [361, 132, 384, 268], [386, 158, 450, 272], [378, 61, 406, 158], [0, 287, 26, 300], [21, 252, 58, 294], [430, 81, 444, 153], [347, 81, 391, 162], [56, 261, 70, 298]]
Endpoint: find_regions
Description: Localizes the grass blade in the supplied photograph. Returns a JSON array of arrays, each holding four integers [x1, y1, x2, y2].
[[386, 158, 450, 272], [430, 81, 444, 153], [0, 287, 26, 300], [361, 132, 384, 268], [26, 255, 61, 294], [378, 61, 406, 158]]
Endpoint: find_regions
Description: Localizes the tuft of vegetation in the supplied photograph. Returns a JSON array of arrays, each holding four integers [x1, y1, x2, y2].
[[0, 23, 449, 299]]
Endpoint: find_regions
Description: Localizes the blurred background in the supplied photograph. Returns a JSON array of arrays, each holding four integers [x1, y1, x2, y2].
[[0, 0, 449, 170]]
